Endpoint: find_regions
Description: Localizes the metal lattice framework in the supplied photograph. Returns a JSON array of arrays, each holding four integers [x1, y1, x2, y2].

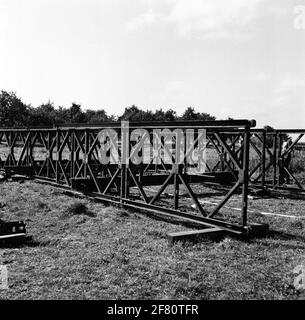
[[1, 120, 264, 236], [2, 120, 303, 238], [213, 128, 305, 193], [250, 129, 305, 193], [2, 121, 303, 240]]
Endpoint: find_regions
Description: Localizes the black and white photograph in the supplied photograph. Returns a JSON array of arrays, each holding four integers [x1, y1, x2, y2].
[[0, 0, 305, 307]]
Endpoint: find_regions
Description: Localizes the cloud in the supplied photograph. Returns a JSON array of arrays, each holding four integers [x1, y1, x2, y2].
[[253, 72, 271, 81], [125, 8, 162, 32], [270, 76, 305, 127], [126, 0, 268, 37], [148, 80, 196, 112], [274, 77, 305, 100], [156, 80, 188, 104], [166, 0, 264, 37]]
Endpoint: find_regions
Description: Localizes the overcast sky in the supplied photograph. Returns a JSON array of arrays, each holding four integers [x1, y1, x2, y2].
[[0, 0, 304, 128]]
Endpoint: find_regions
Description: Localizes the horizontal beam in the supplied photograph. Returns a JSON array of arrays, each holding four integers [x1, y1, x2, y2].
[[53, 119, 256, 129], [168, 227, 225, 243], [0, 121, 255, 131]]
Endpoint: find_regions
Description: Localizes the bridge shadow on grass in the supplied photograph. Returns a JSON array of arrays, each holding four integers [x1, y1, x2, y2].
[[270, 191, 305, 201], [249, 229, 305, 249], [268, 229, 305, 241], [249, 187, 305, 201], [128, 209, 206, 230]]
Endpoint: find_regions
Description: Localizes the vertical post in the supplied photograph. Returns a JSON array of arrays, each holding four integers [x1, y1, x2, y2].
[[70, 130, 75, 179], [183, 129, 187, 174], [273, 132, 277, 187], [125, 136, 130, 199], [173, 164, 180, 209], [46, 132, 50, 178], [75, 132, 80, 164], [9, 131, 12, 166], [125, 165, 129, 198], [174, 173, 179, 209], [56, 129, 60, 183], [221, 144, 225, 172], [277, 133, 282, 186], [262, 130, 266, 187], [231, 134, 235, 171], [241, 125, 250, 227], [121, 121, 130, 200], [26, 130, 30, 167], [84, 129, 89, 178], [120, 164, 126, 200], [28, 131, 33, 173]]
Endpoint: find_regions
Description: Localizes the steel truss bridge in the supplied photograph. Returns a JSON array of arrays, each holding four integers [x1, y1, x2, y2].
[[1, 120, 304, 240]]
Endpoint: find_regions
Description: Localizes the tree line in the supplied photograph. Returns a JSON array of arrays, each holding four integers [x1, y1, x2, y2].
[[0, 90, 289, 149], [0, 90, 216, 127]]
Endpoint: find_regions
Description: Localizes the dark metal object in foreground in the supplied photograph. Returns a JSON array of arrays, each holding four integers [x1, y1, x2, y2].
[[168, 222, 269, 244], [0, 221, 27, 241]]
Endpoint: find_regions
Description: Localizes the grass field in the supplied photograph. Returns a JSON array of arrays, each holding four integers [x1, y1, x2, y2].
[[1, 180, 305, 300]]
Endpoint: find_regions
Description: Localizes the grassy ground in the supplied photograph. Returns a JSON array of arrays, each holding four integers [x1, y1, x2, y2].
[[1, 180, 305, 300]]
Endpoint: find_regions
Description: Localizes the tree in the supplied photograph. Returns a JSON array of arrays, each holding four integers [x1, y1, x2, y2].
[[29, 101, 57, 126], [163, 109, 177, 121], [68, 103, 86, 123], [0, 91, 31, 127], [0, 91, 218, 127], [85, 109, 114, 123], [181, 107, 216, 121], [154, 108, 165, 121], [146, 108, 178, 121], [119, 105, 155, 122]]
